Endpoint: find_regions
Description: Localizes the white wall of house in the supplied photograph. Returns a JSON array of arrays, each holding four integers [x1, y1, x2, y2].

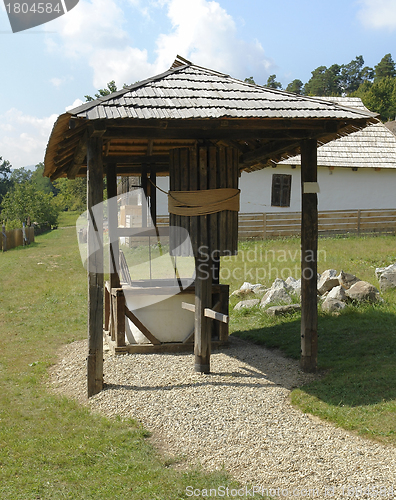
[[239, 166, 396, 213], [155, 166, 396, 216]]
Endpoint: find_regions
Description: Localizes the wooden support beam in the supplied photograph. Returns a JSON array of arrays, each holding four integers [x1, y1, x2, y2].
[[106, 162, 121, 289], [125, 306, 162, 345], [113, 288, 126, 348], [87, 136, 104, 397], [67, 131, 88, 179], [300, 139, 318, 373], [182, 301, 229, 324], [195, 244, 212, 373]]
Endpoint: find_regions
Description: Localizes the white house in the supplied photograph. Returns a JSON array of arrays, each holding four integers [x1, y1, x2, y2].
[[154, 97, 396, 215], [238, 97, 396, 213]]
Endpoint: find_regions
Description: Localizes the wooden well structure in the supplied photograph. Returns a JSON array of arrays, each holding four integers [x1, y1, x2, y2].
[[44, 56, 377, 397]]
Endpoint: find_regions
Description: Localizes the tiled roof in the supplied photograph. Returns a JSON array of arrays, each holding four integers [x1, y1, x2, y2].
[[68, 63, 377, 122], [279, 98, 396, 169]]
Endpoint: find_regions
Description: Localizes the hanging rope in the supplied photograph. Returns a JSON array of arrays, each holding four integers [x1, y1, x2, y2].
[[168, 188, 240, 216]]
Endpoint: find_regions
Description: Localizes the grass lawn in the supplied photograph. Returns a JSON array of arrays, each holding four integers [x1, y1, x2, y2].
[[0, 228, 239, 500], [1, 228, 395, 499], [227, 235, 396, 445]]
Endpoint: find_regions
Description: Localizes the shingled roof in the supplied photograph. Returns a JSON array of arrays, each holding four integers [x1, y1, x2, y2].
[[279, 97, 396, 169], [44, 56, 378, 180]]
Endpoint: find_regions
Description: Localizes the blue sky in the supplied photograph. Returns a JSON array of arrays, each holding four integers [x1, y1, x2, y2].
[[1, 0, 396, 169]]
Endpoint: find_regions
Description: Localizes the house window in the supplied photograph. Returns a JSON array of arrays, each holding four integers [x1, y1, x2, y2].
[[271, 174, 292, 207]]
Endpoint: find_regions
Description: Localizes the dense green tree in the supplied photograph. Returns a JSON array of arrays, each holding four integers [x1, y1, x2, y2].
[[1, 182, 59, 227], [53, 177, 87, 212], [0, 157, 12, 207], [374, 53, 396, 81], [304, 64, 342, 96], [10, 166, 32, 184], [286, 79, 303, 94], [244, 76, 256, 85], [353, 76, 396, 121], [30, 162, 58, 195], [339, 55, 374, 94], [266, 74, 282, 89]]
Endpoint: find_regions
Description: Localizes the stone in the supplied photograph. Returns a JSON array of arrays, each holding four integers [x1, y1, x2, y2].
[[285, 276, 301, 296], [317, 269, 339, 295], [234, 299, 260, 311], [375, 263, 396, 280], [379, 271, 396, 292], [260, 288, 292, 308], [327, 285, 347, 302], [337, 270, 360, 290], [252, 284, 268, 295], [230, 288, 254, 298], [321, 297, 346, 313], [345, 281, 381, 303], [266, 304, 301, 316], [271, 278, 293, 292]]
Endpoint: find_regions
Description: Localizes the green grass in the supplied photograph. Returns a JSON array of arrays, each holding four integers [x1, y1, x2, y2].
[[57, 210, 81, 227], [0, 229, 239, 499], [227, 235, 396, 445]]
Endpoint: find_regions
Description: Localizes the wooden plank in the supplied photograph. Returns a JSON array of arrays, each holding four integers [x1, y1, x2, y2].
[[107, 339, 229, 355], [125, 306, 162, 345], [189, 145, 198, 258], [300, 139, 318, 374], [114, 288, 126, 348], [87, 136, 104, 398], [180, 148, 190, 256], [106, 162, 121, 289], [204, 308, 229, 324], [182, 301, 195, 313], [218, 146, 227, 253], [209, 146, 218, 255]]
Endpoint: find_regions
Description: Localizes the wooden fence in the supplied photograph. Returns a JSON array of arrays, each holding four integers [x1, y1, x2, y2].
[[1, 226, 35, 251], [157, 209, 396, 240]]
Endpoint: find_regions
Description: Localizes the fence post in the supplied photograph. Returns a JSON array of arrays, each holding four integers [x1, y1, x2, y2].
[[2, 225, 6, 252], [357, 209, 361, 235]]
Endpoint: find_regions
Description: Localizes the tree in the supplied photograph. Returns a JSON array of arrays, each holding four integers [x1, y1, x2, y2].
[[266, 75, 282, 89], [0, 157, 12, 207], [286, 79, 303, 94], [304, 64, 342, 96], [353, 76, 396, 121], [244, 76, 256, 85], [374, 54, 396, 82], [30, 162, 58, 195], [53, 177, 87, 212], [10, 167, 32, 184], [85, 80, 118, 101], [339, 55, 374, 94], [1, 182, 60, 227]]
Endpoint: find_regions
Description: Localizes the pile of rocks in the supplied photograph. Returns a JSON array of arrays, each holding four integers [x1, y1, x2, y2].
[[232, 264, 395, 315]]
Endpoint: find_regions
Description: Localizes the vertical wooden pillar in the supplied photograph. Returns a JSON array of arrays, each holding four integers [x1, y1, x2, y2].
[[195, 241, 212, 373], [141, 165, 148, 228], [150, 165, 157, 227], [300, 139, 318, 373], [106, 162, 121, 289], [87, 136, 104, 397]]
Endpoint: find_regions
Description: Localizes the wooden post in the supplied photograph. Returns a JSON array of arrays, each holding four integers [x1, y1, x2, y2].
[[2, 224, 6, 252], [300, 139, 318, 373], [150, 165, 157, 227], [141, 165, 148, 228], [106, 162, 121, 290], [87, 135, 104, 397], [195, 243, 212, 373]]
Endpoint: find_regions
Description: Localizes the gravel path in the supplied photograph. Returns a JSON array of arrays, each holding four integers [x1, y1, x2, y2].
[[49, 337, 396, 499]]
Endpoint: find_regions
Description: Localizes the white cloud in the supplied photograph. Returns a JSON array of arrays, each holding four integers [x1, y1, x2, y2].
[[65, 99, 84, 111], [357, 0, 396, 30], [0, 109, 57, 169], [47, 0, 274, 90]]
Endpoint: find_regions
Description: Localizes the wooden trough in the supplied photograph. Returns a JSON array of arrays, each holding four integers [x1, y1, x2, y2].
[[43, 56, 378, 397]]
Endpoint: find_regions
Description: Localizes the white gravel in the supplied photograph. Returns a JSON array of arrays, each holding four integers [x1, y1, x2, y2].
[[49, 336, 396, 499]]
